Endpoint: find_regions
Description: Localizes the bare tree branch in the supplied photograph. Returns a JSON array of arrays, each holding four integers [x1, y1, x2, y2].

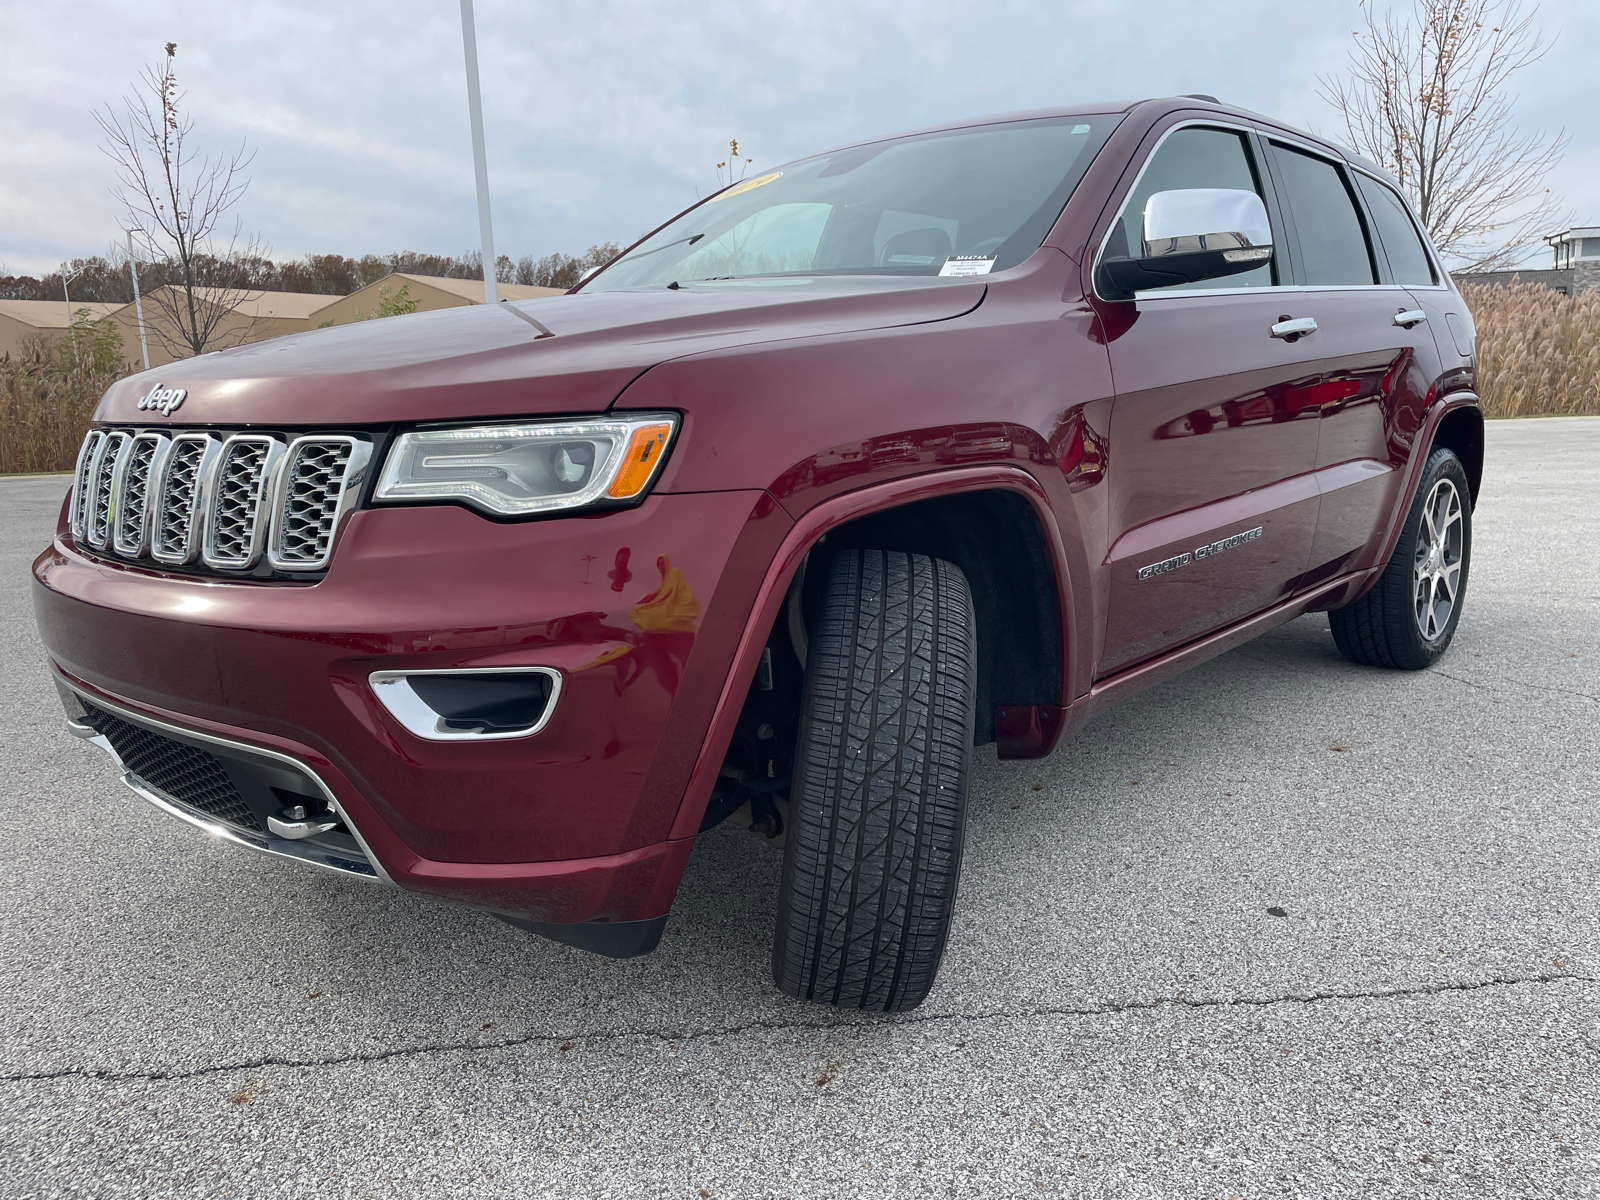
[[94, 43, 266, 358], [1318, 0, 1570, 271]]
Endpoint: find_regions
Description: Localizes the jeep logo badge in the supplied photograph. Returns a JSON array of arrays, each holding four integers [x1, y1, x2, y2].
[[136, 383, 187, 416]]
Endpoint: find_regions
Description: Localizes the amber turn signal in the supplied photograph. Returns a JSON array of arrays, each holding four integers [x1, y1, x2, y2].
[[606, 422, 674, 498]]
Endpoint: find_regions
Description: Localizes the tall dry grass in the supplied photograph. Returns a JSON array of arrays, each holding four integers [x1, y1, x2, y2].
[[1460, 281, 1600, 418], [0, 338, 129, 475]]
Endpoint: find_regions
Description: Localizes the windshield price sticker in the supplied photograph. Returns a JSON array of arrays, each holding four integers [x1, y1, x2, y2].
[[938, 255, 997, 277], [710, 171, 783, 201]]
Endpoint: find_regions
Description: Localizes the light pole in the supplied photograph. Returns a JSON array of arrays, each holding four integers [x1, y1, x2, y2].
[[126, 231, 150, 371], [458, 0, 498, 305], [60, 261, 85, 371]]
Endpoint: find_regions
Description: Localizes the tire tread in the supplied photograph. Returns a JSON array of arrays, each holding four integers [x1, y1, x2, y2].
[[773, 549, 975, 1012]]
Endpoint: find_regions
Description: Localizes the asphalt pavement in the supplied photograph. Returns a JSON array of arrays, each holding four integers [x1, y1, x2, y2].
[[1, 418, 1596, 1199]]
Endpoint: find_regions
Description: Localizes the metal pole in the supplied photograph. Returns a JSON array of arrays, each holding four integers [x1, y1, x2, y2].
[[60, 263, 80, 370], [458, 0, 498, 305], [127, 231, 150, 371]]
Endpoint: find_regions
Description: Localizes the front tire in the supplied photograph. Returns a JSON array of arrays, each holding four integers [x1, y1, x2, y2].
[[772, 549, 976, 1012], [1329, 447, 1472, 670]]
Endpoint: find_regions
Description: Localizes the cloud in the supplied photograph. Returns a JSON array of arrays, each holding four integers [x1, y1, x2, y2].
[[2, 0, 1594, 275]]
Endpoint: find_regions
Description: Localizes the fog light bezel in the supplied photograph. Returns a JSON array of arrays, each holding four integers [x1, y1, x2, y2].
[[368, 666, 564, 742]]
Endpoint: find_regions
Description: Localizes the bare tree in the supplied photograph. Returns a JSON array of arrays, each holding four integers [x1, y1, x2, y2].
[[1319, 0, 1569, 271], [95, 43, 265, 358]]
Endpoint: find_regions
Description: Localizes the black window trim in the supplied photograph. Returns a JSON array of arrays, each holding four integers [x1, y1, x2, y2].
[[1258, 133, 1387, 292], [1346, 163, 1448, 292]]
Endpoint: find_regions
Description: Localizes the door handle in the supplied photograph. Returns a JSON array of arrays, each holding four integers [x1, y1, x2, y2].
[[1393, 309, 1428, 328], [1270, 316, 1317, 340]]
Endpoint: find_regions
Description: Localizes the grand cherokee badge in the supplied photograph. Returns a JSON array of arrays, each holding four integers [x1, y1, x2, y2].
[[1139, 526, 1262, 580]]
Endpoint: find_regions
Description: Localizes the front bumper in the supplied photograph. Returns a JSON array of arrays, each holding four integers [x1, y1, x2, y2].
[[34, 488, 791, 926]]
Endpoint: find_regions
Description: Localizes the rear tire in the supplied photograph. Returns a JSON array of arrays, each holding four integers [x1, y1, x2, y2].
[[1329, 447, 1472, 670], [772, 549, 976, 1012]]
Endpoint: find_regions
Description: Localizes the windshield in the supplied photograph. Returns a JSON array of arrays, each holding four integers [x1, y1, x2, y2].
[[583, 114, 1122, 290]]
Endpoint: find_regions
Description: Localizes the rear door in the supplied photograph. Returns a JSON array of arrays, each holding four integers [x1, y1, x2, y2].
[[1096, 121, 1324, 677], [1259, 138, 1442, 587]]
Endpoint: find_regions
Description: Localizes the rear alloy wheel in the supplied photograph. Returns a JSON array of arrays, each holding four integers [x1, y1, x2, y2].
[[772, 549, 976, 1012], [1329, 447, 1472, 670]]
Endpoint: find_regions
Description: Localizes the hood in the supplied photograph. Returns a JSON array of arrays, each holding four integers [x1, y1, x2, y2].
[[95, 277, 986, 427]]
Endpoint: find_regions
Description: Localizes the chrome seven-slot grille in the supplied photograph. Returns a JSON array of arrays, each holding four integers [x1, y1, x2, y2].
[[68, 429, 372, 574]]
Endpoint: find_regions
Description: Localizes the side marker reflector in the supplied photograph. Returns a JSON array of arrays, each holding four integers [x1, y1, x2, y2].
[[607, 422, 674, 498]]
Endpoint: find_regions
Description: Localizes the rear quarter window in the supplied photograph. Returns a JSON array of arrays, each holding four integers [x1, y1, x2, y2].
[[1354, 174, 1438, 286]]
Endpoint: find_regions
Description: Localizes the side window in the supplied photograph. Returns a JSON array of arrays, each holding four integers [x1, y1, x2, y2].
[[1354, 174, 1438, 286], [1269, 144, 1377, 285], [1111, 127, 1275, 292]]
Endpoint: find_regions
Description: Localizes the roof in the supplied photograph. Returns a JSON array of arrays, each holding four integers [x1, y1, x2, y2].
[[0, 299, 123, 329], [123, 287, 339, 319], [791, 96, 1365, 185], [385, 274, 567, 302], [1545, 228, 1600, 243]]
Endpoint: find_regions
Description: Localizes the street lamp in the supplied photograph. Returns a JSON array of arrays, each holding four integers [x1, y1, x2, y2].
[[59, 260, 86, 371], [458, 0, 498, 305], [126, 231, 150, 371]]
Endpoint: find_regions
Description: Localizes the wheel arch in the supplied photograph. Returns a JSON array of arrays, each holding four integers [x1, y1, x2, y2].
[[1430, 399, 1484, 507], [816, 488, 1064, 748], [666, 466, 1075, 842]]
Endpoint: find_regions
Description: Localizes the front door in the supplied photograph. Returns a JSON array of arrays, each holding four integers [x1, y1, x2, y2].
[[1095, 123, 1324, 678]]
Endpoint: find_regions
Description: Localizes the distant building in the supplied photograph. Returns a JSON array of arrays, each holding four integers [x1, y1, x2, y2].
[[313, 274, 564, 326], [1546, 226, 1600, 273], [0, 299, 122, 360], [105, 287, 339, 368], [1452, 225, 1600, 295], [4, 274, 571, 368]]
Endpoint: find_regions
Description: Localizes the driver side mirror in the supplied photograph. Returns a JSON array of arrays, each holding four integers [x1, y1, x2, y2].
[[1096, 188, 1274, 301]]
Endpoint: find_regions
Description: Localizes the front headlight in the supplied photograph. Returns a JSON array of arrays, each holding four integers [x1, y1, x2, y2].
[[373, 413, 678, 517]]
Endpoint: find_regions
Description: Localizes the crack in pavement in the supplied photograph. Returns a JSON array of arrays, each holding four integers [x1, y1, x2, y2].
[[1424, 667, 1600, 705], [2, 971, 1593, 1088]]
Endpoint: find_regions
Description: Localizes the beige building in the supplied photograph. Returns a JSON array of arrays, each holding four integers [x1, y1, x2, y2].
[[314, 274, 564, 326], [4, 274, 566, 369], [0, 299, 123, 361], [107, 287, 339, 368]]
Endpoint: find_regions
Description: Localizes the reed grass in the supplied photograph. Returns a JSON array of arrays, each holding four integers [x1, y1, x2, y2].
[[1461, 281, 1600, 418], [0, 339, 128, 476]]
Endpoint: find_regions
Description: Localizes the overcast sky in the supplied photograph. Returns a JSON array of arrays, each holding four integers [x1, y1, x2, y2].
[[3, 0, 1596, 278]]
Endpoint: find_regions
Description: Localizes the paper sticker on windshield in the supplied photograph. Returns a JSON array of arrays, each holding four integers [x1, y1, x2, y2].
[[710, 171, 782, 201], [939, 254, 997, 277]]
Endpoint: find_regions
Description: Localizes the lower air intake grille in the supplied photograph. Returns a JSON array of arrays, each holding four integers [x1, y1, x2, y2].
[[83, 703, 262, 834]]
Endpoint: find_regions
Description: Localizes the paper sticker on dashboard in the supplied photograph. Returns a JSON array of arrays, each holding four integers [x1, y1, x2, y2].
[[710, 172, 783, 201], [938, 255, 997, 277]]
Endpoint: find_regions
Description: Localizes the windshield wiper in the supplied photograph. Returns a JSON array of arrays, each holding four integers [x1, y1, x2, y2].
[[620, 233, 705, 263]]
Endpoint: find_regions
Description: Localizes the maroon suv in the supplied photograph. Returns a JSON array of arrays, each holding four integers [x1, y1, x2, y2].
[[33, 97, 1480, 1011]]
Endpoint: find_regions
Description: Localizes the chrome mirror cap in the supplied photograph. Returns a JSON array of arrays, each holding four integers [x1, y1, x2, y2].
[[1142, 188, 1272, 255]]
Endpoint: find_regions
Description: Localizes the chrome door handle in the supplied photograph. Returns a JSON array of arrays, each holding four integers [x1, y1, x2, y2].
[[1393, 309, 1428, 328], [1270, 316, 1317, 339]]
